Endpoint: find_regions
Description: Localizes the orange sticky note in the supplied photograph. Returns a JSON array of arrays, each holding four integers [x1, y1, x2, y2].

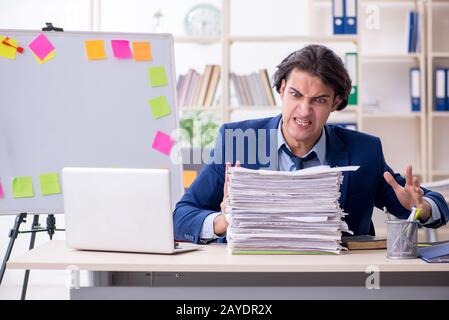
[[132, 41, 152, 61], [183, 170, 197, 189], [85, 40, 107, 60]]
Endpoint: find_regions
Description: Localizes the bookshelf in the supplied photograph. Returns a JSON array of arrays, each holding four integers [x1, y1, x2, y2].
[[173, 0, 449, 184], [175, 0, 360, 125], [426, 0, 449, 182], [357, 0, 427, 181]]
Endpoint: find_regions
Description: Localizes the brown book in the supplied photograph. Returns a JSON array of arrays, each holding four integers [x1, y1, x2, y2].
[[197, 65, 214, 107], [204, 65, 221, 107], [241, 74, 253, 106], [341, 235, 387, 250], [191, 73, 203, 107], [185, 71, 199, 107], [259, 69, 276, 106], [178, 69, 194, 107]]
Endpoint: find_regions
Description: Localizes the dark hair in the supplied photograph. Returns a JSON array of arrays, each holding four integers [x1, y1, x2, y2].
[[272, 45, 352, 111]]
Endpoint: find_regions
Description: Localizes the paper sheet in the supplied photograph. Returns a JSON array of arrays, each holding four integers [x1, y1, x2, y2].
[[85, 40, 107, 60], [226, 166, 357, 254], [148, 96, 171, 119], [39, 173, 61, 196], [32, 50, 55, 64], [0, 179, 5, 198], [152, 130, 174, 155], [111, 40, 132, 59], [28, 33, 54, 61], [0, 36, 19, 59], [132, 41, 152, 61], [12, 176, 34, 198], [148, 66, 168, 87]]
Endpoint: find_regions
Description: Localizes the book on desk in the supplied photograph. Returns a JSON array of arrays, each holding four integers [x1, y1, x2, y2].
[[341, 235, 387, 250]]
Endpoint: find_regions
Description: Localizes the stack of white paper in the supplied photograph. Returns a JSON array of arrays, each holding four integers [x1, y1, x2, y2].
[[226, 165, 359, 255]]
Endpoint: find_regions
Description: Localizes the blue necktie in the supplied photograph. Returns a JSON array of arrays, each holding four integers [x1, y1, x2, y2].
[[280, 144, 317, 170]]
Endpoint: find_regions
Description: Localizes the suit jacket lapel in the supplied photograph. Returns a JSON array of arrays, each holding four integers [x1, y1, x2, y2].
[[258, 114, 282, 170], [325, 125, 350, 207]]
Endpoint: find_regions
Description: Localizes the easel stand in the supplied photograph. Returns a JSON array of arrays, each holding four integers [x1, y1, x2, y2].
[[0, 213, 64, 300]]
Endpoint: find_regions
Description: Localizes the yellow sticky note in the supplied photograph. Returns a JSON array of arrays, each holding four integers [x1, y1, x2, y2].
[[132, 41, 152, 61], [32, 50, 55, 64], [39, 173, 61, 196], [148, 66, 168, 87], [0, 36, 18, 59], [183, 170, 197, 189], [12, 176, 34, 198], [85, 40, 107, 60], [149, 96, 171, 119]]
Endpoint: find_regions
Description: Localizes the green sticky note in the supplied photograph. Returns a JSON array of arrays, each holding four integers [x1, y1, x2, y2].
[[12, 176, 34, 198], [39, 173, 61, 196], [149, 96, 171, 119], [148, 66, 168, 87]]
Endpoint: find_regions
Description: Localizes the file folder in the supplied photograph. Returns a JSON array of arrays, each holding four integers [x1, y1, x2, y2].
[[410, 68, 420, 112], [344, 0, 358, 34], [345, 52, 358, 105], [418, 242, 449, 263], [413, 12, 420, 53], [446, 68, 449, 111], [435, 68, 446, 111], [333, 0, 345, 34], [407, 11, 420, 53]]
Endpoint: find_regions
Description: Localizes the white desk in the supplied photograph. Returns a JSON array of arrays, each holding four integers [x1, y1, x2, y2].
[[7, 240, 449, 300]]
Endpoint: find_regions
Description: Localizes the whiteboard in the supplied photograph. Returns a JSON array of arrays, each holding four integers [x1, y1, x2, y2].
[[0, 29, 183, 215]]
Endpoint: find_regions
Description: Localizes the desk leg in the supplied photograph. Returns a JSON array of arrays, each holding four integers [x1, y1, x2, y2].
[[0, 213, 27, 286], [21, 214, 40, 300]]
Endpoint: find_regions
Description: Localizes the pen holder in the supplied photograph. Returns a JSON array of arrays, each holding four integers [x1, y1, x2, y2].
[[386, 220, 418, 259]]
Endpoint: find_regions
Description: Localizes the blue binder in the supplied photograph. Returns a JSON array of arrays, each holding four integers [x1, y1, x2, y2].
[[418, 242, 449, 263], [446, 68, 449, 111], [410, 68, 420, 112], [435, 68, 446, 111], [407, 11, 414, 53], [412, 12, 419, 52], [344, 0, 357, 34], [333, 0, 345, 34]]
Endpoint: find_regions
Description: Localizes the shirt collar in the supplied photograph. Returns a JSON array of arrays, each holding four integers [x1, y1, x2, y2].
[[277, 121, 326, 165]]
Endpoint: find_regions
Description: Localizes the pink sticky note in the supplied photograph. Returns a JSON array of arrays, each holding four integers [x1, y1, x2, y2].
[[111, 40, 132, 59], [0, 179, 4, 198], [28, 33, 55, 61], [152, 131, 175, 156]]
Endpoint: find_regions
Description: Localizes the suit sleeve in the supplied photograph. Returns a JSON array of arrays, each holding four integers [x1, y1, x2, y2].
[[374, 138, 449, 228], [173, 125, 227, 243]]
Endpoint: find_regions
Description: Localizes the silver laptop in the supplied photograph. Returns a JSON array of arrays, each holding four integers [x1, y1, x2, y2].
[[63, 167, 198, 254]]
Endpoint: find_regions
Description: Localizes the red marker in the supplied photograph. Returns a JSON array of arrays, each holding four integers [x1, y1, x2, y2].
[[2, 37, 24, 53]]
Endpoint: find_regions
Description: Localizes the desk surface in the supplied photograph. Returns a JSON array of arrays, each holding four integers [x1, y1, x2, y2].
[[7, 240, 449, 273]]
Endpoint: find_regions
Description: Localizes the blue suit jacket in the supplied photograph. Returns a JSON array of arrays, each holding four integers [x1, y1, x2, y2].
[[174, 114, 449, 244]]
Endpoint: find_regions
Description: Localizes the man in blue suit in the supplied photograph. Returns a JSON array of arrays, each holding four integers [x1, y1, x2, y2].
[[174, 45, 449, 244]]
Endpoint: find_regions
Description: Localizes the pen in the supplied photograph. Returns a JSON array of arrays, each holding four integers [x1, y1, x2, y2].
[[1, 37, 24, 53], [404, 206, 420, 248], [383, 206, 391, 221], [414, 207, 422, 221], [402, 207, 416, 236]]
